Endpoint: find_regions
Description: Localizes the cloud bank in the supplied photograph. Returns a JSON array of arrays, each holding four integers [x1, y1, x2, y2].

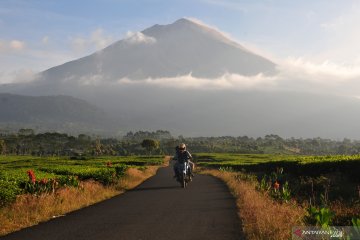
[[110, 58, 360, 98]]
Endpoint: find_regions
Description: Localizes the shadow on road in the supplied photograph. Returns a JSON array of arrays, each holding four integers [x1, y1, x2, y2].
[[131, 186, 181, 191]]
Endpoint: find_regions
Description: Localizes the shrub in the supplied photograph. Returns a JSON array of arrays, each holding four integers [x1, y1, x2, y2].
[[115, 165, 127, 178], [0, 180, 22, 206], [22, 178, 58, 195], [92, 168, 117, 185], [305, 206, 334, 228], [58, 176, 79, 188]]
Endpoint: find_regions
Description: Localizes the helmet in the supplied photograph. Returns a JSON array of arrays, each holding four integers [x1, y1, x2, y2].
[[179, 143, 186, 151]]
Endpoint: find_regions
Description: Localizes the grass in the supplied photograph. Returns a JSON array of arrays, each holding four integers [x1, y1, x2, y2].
[[197, 153, 360, 239], [0, 155, 169, 236], [201, 169, 305, 240], [0, 181, 118, 236]]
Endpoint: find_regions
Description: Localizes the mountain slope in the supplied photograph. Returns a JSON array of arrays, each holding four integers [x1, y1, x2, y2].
[[39, 18, 276, 83], [0, 93, 110, 134]]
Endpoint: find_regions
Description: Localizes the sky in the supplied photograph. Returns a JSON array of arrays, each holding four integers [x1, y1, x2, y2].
[[1, 0, 360, 89]]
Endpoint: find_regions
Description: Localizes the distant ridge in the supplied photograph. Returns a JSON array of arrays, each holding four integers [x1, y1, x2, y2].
[[0, 93, 110, 134]]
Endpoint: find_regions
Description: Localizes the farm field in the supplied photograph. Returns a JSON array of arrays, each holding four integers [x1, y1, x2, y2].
[[195, 152, 360, 166], [195, 153, 360, 229], [0, 155, 163, 206], [0, 155, 165, 236]]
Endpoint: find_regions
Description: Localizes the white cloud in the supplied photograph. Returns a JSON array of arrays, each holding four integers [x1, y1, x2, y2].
[[275, 58, 360, 96], [10, 40, 25, 50], [0, 69, 36, 84], [280, 58, 360, 81], [0, 39, 26, 52], [124, 31, 156, 45], [111, 57, 360, 98], [78, 74, 103, 86], [70, 28, 114, 53], [90, 28, 113, 50], [117, 73, 276, 90]]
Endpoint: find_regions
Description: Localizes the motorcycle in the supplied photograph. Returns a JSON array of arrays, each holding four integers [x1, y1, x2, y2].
[[177, 161, 192, 188]]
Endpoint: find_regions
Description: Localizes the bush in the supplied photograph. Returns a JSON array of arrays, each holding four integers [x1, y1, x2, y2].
[[305, 206, 334, 227], [92, 168, 117, 185], [0, 180, 22, 206], [115, 165, 127, 178], [58, 176, 79, 188], [22, 178, 59, 195]]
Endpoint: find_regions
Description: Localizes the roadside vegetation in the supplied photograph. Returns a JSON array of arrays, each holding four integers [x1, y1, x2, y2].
[[0, 155, 168, 236], [196, 153, 360, 240], [2, 129, 360, 238]]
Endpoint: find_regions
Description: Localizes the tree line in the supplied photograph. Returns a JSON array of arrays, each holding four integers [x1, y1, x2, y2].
[[1, 129, 360, 156]]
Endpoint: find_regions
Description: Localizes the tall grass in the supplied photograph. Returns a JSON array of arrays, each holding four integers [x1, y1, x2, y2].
[[202, 169, 305, 240]]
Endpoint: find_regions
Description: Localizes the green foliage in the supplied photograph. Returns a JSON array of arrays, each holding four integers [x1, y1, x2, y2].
[[0, 180, 21, 206], [141, 139, 160, 155], [256, 175, 271, 192], [256, 170, 291, 202], [57, 176, 79, 188], [123, 130, 172, 141], [195, 153, 360, 182], [0, 155, 163, 206], [3, 129, 360, 157], [91, 168, 116, 185], [0, 139, 6, 155], [305, 206, 334, 227], [115, 164, 127, 178], [22, 179, 58, 195], [353, 217, 360, 227], [352, 217, 360, 237], [280, 181, 291, 202]]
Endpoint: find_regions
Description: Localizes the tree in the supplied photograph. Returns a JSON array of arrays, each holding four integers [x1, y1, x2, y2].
[[93, 139, 103, 156], [18, 128, 35, 136], [0, 139, 6, 155], [141, 139, 160, 155]]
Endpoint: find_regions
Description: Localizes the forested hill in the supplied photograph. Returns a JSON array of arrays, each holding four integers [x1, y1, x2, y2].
[[0, 93, 110, 134], [1, 130, 359, 156]]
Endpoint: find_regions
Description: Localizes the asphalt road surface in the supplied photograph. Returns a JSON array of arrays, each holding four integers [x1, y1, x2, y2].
[[2, 162, 244, 240]]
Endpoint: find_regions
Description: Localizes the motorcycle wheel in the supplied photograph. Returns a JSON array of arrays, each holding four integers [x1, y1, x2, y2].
[[182, 173, 186, 188]]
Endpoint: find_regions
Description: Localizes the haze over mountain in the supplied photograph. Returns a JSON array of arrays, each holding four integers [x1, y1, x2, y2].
[[0, 93, 112, 135], [2, 18, 360, 138]]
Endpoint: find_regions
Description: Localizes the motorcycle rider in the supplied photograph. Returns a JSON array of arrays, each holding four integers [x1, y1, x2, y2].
[[173, 143, 194, 180]]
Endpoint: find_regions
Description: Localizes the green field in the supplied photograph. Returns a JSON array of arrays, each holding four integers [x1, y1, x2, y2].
[[0, 155, 163, 205], [195, 152, 360, 165], [194, 153, 360, 177]]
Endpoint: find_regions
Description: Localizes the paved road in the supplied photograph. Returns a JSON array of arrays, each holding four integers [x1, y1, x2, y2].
[[2, 162, 244, 240]]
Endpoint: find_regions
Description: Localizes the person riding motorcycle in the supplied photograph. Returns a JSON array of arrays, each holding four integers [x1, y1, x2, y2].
[[173, 143, 194, 180]]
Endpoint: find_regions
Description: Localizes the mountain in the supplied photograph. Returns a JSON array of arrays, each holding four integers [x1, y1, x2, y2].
[[0, 93, 111, 135], [3, 18, 360, 138], [38, 18, 276, 84]]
